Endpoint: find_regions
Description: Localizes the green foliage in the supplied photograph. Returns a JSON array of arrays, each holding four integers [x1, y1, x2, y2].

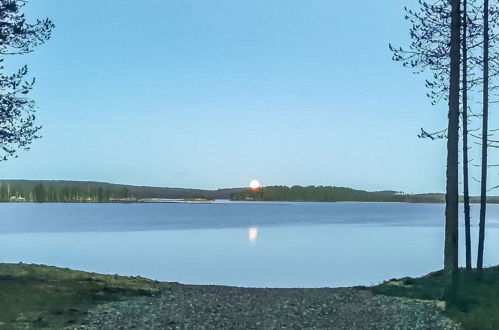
[[33, 183, 46, 202], [371, 267, 499, 330], [0, 263, 160, 328], [0, 181, 133, 203], [0, 0, 55, 161], [231, 185, 447, 203], [0, 180, 243, 202]]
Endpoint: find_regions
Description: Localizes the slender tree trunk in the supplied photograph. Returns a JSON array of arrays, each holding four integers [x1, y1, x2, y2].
[[477, 0, 489, 272], [443, 0, 461, 299], [462, 0, 472, 271]]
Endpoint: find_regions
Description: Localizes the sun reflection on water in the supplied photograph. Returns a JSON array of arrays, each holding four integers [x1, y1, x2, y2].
[[248, 227, 258, 243]]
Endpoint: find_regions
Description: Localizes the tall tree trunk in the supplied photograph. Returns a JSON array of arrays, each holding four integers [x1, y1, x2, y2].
[[443, 0, 461, 299], [477, 0, 489, 272], [462, 0, 472, 271]]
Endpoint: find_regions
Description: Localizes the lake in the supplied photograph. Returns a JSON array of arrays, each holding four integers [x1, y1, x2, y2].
[[1, 201, 499, 288]]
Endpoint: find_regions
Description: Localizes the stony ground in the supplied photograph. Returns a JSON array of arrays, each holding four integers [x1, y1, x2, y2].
[[85, 283, 461, 330]]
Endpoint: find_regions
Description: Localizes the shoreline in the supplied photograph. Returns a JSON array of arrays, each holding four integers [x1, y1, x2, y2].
[[0, 199, 498, 205]]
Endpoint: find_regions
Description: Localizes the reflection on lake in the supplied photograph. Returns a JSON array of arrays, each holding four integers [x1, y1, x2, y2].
[[248, 227, 258, 243], [1, 202, 499, 287]]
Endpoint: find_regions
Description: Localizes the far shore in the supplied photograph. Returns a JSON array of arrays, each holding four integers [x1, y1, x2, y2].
[[2, 199, 499, 205]]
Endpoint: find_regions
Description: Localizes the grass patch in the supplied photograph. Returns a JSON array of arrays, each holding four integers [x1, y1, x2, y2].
[[371, 267, 499, 330], [0, 263, 161, 329]]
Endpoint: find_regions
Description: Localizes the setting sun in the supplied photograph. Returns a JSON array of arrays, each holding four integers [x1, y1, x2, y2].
[[249, 179, 261, 190]]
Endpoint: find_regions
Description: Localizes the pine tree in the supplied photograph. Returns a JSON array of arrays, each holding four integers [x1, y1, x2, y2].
[[0, 0, 54, 160], [477, 0, 490, 272]]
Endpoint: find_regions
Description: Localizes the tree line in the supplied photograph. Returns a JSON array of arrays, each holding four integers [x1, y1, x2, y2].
[[0, 183, 132, 202], [0, 180, 243, 202], [232, 186, 422, 202], [232, 185, 499, 203]]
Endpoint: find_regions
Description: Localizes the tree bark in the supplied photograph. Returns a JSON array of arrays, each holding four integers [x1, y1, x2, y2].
[[443, 0, 461, 299], [477, 0, 489, 272], [462, 0, 472, 271]]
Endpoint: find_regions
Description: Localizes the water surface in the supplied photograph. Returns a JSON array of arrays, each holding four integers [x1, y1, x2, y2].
[[0, 202, 498, 287]]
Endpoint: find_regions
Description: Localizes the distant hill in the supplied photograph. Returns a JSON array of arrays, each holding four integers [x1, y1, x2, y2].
[[0, 180, 243, 202], [0, 180, 497, 204]]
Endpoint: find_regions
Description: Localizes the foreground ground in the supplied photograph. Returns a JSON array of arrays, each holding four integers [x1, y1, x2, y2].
[[372, 267, 499, 330], [0, 263, 477, 329]]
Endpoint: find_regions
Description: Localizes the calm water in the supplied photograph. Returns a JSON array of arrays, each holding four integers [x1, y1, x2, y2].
[[1, 201, 499, 287]]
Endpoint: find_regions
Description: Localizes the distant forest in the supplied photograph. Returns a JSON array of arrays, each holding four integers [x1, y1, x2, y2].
[[0, 180, 241, 203], [2, 180, 498, 204], [230, 185, 499, 204]]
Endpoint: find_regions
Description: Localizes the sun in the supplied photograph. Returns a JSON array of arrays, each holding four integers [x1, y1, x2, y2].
[[249, 179, 261, 190]]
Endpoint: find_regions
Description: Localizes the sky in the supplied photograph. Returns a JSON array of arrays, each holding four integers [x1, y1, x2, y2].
[[0, 0, 496, 194]]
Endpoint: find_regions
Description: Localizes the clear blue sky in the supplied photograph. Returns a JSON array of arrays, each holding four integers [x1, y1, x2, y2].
[[0, 0, 494, 193]]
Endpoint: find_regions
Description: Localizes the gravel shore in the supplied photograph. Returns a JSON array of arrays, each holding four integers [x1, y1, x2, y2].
[[86, 283, 461, 329]]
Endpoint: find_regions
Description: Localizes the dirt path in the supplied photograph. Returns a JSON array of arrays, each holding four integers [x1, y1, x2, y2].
[[86, 284, 460, 329]]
